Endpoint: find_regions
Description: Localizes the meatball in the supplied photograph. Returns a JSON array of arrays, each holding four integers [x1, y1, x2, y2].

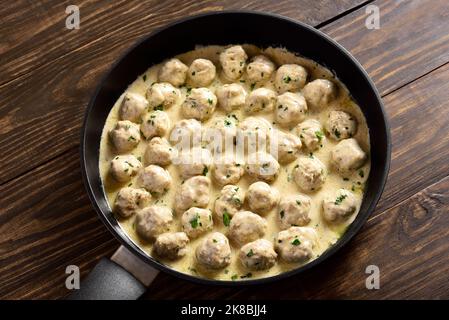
[[109, 120, 141, 153], [330, 138, 366, 175], [214, 185, 245, 225], [135, 205, 173, 240], [196, 232, 231, 269], [238, 117, 272, 150], [181, 88, 217, 121], [212, 155, 244, 186], [181, 207, 214, 238], [246, 55, 276, 84], [293, 156, 327, 192], [187, 59, 216, 87], [158, 58, 188, 87], [275, 92, 307, 127], [296, 119, 325, 151], [274, 64, 308, 93], [246, 181, 279, 214], [144, 137, 175, 166], [141, 110, 170, 139], [278, 195, 311, 229], [245, 151, 280, 182], [322, 189, 358, 223], [325, 110, 357, 140], [175, 147, 212, 179], [275, 226, 317, 263], [110, 155, 142, 183], [146, 82, 181, 110], [205, 116, 238, 151], [239, 239, 277, 271], [275, 130, 302, 164], [169, 118, 202, 147], [216, 83, 247, 112], [154, 232, 189, 260], [119, 92, 147, 123], [219, 45, 247, 80], [228, 211, 267, 246], [174, 176, 211, 213], [137, 165, 172, 195], [114, 187, 151, 218], [302, 79, 337, 110], [245, 88, 277, 114]]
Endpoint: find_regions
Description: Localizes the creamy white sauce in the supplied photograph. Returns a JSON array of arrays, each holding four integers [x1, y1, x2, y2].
[[99, 45, 370, 281]]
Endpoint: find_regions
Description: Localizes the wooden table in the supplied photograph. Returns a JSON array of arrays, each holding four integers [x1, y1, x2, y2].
[[1, 0, 448, 300]]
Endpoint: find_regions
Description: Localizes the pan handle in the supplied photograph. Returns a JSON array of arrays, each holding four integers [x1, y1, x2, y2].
[[66, 246, 159, 300]]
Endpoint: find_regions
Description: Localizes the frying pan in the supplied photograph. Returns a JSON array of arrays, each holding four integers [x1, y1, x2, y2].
[[72, 11, 391, 300]]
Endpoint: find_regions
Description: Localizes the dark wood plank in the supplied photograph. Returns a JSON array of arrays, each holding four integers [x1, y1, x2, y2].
[[146, 174, 449, 299], [1, 0, 449, 185], [0, 0, 365, 84], [1, 60, 448, 299], [322, 0, 449, 95]]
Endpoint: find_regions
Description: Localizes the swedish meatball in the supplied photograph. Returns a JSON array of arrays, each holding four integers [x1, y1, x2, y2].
[[239, 239, 277, 271], [278, 195, 311, 229], [275, 226, 317, 263], [246, 55, 276, 84], [275, 64, 308, 93], [219, 45, 247, 80], [114, 187, 151, 218], [110, 155, 142, 183], [119, 92, 147, 123], [205, 116, 238, 151], [109, 120, 141, 153], [214, 185, 245, 225], [138, 165, 171, 195], [158, 58, 188, 87], [196, 232, 231, 269], [228, 211, 267, 246], [169, 118, 202, 147], [174, 176, 211, 213], [188, 59, 216, 87], [181, 88, 217, 121], [245, 88, 277, 114], [293, 156, 326, 192], [330, 138, 366, 175], [322, 189, 358, 223], [238, 117, 272, 150], [296, 119, 325, 151], [182, 207, 214, 238], [175, 147, 212, 179], [144, 137, 175, 166], [302, 79, 337, 110], [325, 110, 357, 140], [216, 83, 247, 112], [275, 92, 307, 127], [245, 151, 280, 182], [146, 82, 181, 110], [274, 130, 302, 164], [246, 181, 279, 214], [154, 232, 189, 260], [135, 205, 173, 240], [141, 110, 170, 139], [212, 155, 244, 186]]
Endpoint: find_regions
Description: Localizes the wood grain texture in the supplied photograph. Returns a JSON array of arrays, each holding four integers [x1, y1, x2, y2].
[[2, 0, 449, 184], [1, 59, 448, 300], [0, 0, 365, 84]]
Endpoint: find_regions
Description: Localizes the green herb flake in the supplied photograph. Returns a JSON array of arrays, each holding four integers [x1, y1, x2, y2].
[[189, 213, 200, 229], [291, 238, 301, 246], [315, 130, 324, 141], [247, 249, 254, 257], [154, 104, 163, 111], [207, 98, 213, 105], [359, 170, 365, 178], [223, 210, 231, 227], [335, 194, 348, 205], [202, 166, 208, 176], [280, 210, 285, 218], [296, 200, 301, 205], [231, 274, 238, 281], [283, 75, 292, 83], [142, 74, 147, 81], [240, 273, 252, 279]]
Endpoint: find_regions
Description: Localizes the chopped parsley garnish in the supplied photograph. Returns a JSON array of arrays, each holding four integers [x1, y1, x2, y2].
[[246, 249, 254, 257], [296, 200, 301, 205], [280, 210, 285, 218], [189, 213, 200, 229], [202, 166, 208, 176], [291, 238, 301, 246], [283, 75, 292, 83], [250, 83, 256, 90], [213, 238, 217, 243], [186, 87, 192, 95], [223, 210, 231, 227], [207, 98, 213, 105], [128, 136, 136, 141], [315, 130, 324, 141], [359, 170, 365, 178], [191, 71, 196, 76], [334, 128, 341, 138], [335, 194, 348, 205], [231, 274, 238, 281], [154, 104, 163, 111], [142, 74, 147, 81], [240, 273, 252, 279], [224, 119, 232, 127]]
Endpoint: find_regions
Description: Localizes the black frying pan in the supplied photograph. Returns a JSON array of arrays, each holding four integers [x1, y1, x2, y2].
[[74, 11, 391, 300]]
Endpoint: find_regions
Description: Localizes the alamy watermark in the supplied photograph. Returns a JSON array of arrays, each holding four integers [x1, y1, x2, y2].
[[65, 5, 80, 30]]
